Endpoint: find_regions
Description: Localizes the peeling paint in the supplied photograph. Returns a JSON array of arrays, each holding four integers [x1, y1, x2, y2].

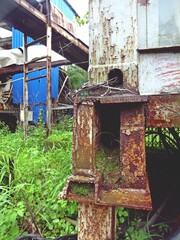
[[89, 0, 138, 92], [146, 95, 180, 127], [78, 203, 116, 240], [61, 0, 180, 238], [62, 97, 152, 210], [139, 53, 180, 95]]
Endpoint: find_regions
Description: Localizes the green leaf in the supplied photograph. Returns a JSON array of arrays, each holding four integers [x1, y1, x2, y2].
[[123, 211, 129, 217], [52, 218, 59, 224], [17, 209, 24, 217], [9, 212, 17, 222], [36, 179, 42, 185], [120, 217, 125, 223]]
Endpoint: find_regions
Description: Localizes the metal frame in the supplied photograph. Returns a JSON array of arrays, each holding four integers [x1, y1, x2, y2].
[[22, 0, 52, 136]]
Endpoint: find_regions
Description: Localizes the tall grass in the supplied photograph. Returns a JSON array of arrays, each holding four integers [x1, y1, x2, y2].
[[0, 119, 77, 240]]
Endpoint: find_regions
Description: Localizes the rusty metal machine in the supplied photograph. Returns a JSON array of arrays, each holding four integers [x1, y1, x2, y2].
[[61, 0, 180, 239]]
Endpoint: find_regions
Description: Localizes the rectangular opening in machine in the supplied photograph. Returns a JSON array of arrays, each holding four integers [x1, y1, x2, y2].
[[95, 103, 121, 190]]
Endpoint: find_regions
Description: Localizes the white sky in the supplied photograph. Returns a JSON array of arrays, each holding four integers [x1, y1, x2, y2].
[[67, 0, 89, 45], [67, 0, 88, 17]]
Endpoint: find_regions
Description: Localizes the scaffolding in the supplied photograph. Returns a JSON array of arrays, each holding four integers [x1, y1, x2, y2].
[[0, 0, 88, 135]]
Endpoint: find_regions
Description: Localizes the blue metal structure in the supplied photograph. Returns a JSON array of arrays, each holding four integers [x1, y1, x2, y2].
[[12, 0, 77, 123], [51, 0, 78, 21]]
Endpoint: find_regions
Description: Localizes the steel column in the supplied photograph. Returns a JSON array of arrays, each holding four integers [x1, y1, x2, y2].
[[46, 0, 52, 135], [78, 203, 116, 240], [23, 34, 28, 138]]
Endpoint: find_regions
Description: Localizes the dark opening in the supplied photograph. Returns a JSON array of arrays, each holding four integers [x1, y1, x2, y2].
[[146, 127, 180, 220], [108, 69, 123, 87], [97, 104, 120, 149], [0, 113, 17, 132], [95, 103, 121, 190]]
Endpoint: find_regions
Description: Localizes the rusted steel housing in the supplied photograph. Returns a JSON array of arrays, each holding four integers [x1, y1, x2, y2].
[[61, 0, 180, 214]]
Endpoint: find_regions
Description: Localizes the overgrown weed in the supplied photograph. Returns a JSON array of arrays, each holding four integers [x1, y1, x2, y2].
[[0, 119, 77, 239]]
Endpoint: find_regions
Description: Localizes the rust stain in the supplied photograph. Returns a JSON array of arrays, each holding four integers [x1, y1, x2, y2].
[[78, 203, 116, 240], [120, 104, 148, 190], [51, 3, 76, 35], [155, 61, 180, 94], [61, 96, 152, 210], [89, 0, 138, 91], [137, 0, 150, 6], [146, 95, 180, 127], [67, 189, 152, 210]]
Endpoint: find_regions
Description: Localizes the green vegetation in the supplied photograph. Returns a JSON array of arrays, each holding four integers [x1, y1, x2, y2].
[[66, 65, 88, 90], [117, 207, 129, 224], [96, 147, 120, 189], [0, 120, 178, 239], [125, 218, 161, 240], [75, 12, 88, 26], [145, 127, 180, 153], [70, 183, 93, 197], [117, 208, 169, 240], [0, 119, 77, 240]]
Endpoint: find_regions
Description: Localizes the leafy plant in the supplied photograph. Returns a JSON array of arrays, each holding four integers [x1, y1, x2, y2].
[[117, 207, 129, 224], [0, 121, 178, 239], [75, 12, 88, 26], [125, 218, 161, 240], [0, 121, 10, 135], [0, 119, 77, 239], [145, 127, 180, 154], [66, 65, 88, 90], [55, 116, 73, 132], [157, 222, 169, 236], [116, 209, 170, 240]]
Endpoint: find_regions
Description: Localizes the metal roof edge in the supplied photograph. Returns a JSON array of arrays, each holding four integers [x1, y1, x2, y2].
[[64, 0, 80, 18]]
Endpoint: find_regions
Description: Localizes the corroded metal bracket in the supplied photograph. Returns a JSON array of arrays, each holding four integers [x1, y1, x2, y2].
[[60, 173, 103, 203], [61, 93, 180, 210], [61, 94, 155, 210]]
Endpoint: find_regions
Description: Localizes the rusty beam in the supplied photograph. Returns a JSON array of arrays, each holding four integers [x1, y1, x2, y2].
[[74, 94, 180, 128], [138, 45, 180, 53], [46, 0, 52, 136], [146, 94, 180, 127], [0, 59, 71, 79], [120, 104, 148, 189], [74, 95, 148, 104], [62, 99, 152, 210], [72, 102, 99, 175], [23, 35, 28, 138], [67, 188, 152, 210], [62, 93, 180, 211]]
